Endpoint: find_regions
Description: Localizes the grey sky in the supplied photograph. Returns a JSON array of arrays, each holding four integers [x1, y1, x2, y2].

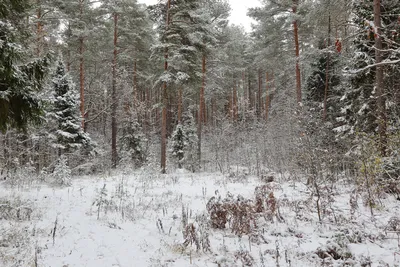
[[137, 0, 261, 32]]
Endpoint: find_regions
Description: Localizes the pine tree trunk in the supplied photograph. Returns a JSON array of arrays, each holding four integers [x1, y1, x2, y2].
[[248, 69, 253, 111], [198, 54, 206, 167], [293, 0, 302, 104], [67, 23, 71, 72], [79, 0, 85, 129], [323, 12, 331, 121], [233, 81, 238, 121], [161, 0, 171, 174], [133, 58, 138, 110], [258, 69, 262, 117], [36, 0, 42, 57], [177, 87, 182, 123], [111, 12, 118, 168], [373, 0, 387, 156], [265, 72, 269, 121]]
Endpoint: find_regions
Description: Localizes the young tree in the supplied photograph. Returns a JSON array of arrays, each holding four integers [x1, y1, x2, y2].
[[49, 58, 91, 154]]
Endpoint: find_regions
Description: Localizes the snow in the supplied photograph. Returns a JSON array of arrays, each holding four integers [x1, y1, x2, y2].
[[1, 170, 400, 266]]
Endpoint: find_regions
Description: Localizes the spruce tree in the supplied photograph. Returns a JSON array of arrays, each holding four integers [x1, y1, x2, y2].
[[119, 115, 147, 167], [169, 112, 198, 171], [49, 58, 90, 154], [338, 0, 400, 137], [0, 0, 49, 133]]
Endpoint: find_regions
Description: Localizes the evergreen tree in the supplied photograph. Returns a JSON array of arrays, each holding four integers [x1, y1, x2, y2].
[[338, 0, 400, 137], [119, 115, 147, 167], [0, 0, 49, 133], [49, 58, 91, 154], [170, 124, 185, 168], [169, 112, 198, 171]]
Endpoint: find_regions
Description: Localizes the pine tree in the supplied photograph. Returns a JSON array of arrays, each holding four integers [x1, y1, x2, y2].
[[49, 58, 91, 154], [0, 0, 49, 133]]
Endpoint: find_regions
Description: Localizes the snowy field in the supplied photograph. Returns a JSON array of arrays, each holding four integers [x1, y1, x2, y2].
[[0, 169, 400, 267]]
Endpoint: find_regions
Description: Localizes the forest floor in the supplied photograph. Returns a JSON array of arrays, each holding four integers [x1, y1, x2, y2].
[[0, 168, 400, 267]]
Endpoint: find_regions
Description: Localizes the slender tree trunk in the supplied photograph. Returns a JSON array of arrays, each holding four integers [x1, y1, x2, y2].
[[79, 0, 85, 129], [67, 23, 71, 72], [178, 87, 182, 123], [248, 69, 253, 111], [111, 12, 118, 168], [323, 18, 331, 121], [293, 0, 302, 104], [36, 0, 42, 57], [258, 69, 262, 117], [373, 0, 387, 156], [161, 0, 171, 174], [233, 80, 238, 121], [265, 72, 269, 121], [198, 54, 206, 166], [133, 58, 138, 110]]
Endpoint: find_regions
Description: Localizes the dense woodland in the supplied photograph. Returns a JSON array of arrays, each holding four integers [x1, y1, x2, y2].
[[1, 0, 399, 192], [2, 0, 400, 266]]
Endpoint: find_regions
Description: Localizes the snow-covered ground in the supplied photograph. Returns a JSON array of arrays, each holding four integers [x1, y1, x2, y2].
[[1, 169, 399, 267]]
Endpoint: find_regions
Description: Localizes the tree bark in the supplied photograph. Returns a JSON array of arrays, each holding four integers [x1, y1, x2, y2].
[[293, 0, 302, 104], [265, 72, 269, 121], [79, 0, 85, 129], [323, 11, 331, 121], [67, 23, 71, 72], [133, 58, 138, 110], [36, 0, 42, 57], [111, 12, 118, 168], [161, 0, 171, 174], [233, 80, 238, 121], [373, 0, 387, 156], [258, 69, 262, 117], [178, 87, 182, 123], [198, 54, 206, 166], [248, 69, 253, 111]]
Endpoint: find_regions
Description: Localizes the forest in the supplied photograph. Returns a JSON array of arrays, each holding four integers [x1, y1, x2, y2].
[[1, 0, 400, 266]]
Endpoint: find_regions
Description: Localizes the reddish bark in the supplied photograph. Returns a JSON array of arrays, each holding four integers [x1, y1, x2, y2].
[[161, 0, 171, 173], [293, 0, 302, 104], [265, 72, 269, 121]]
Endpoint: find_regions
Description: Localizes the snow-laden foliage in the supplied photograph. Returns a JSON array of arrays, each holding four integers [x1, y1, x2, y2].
[[119, 116, 148, 167], [0, 0, 49, 132], [169, 112, 198, 171], [51, 155, 72, 186], [48, 58, 91, 154]]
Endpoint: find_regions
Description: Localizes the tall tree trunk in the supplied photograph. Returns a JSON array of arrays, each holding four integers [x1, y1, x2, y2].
[[161, 0, 171, 174], [323, 11, 331, 121], [67, 23, 71, 72], [373, 0, 387, 156], [293, 0, 302, 104], [265, 72, 269, 121], [133, 58, 138, 110], [258, 69, 262, 117], [248, 69, 253, 111], [79, 0, 85, 129], [111, 12, 118, 168], [233, 80, 238, 121], [36, 0, 42, 57], [198, 54, 206, 166], [178, 87, 182, 123]]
